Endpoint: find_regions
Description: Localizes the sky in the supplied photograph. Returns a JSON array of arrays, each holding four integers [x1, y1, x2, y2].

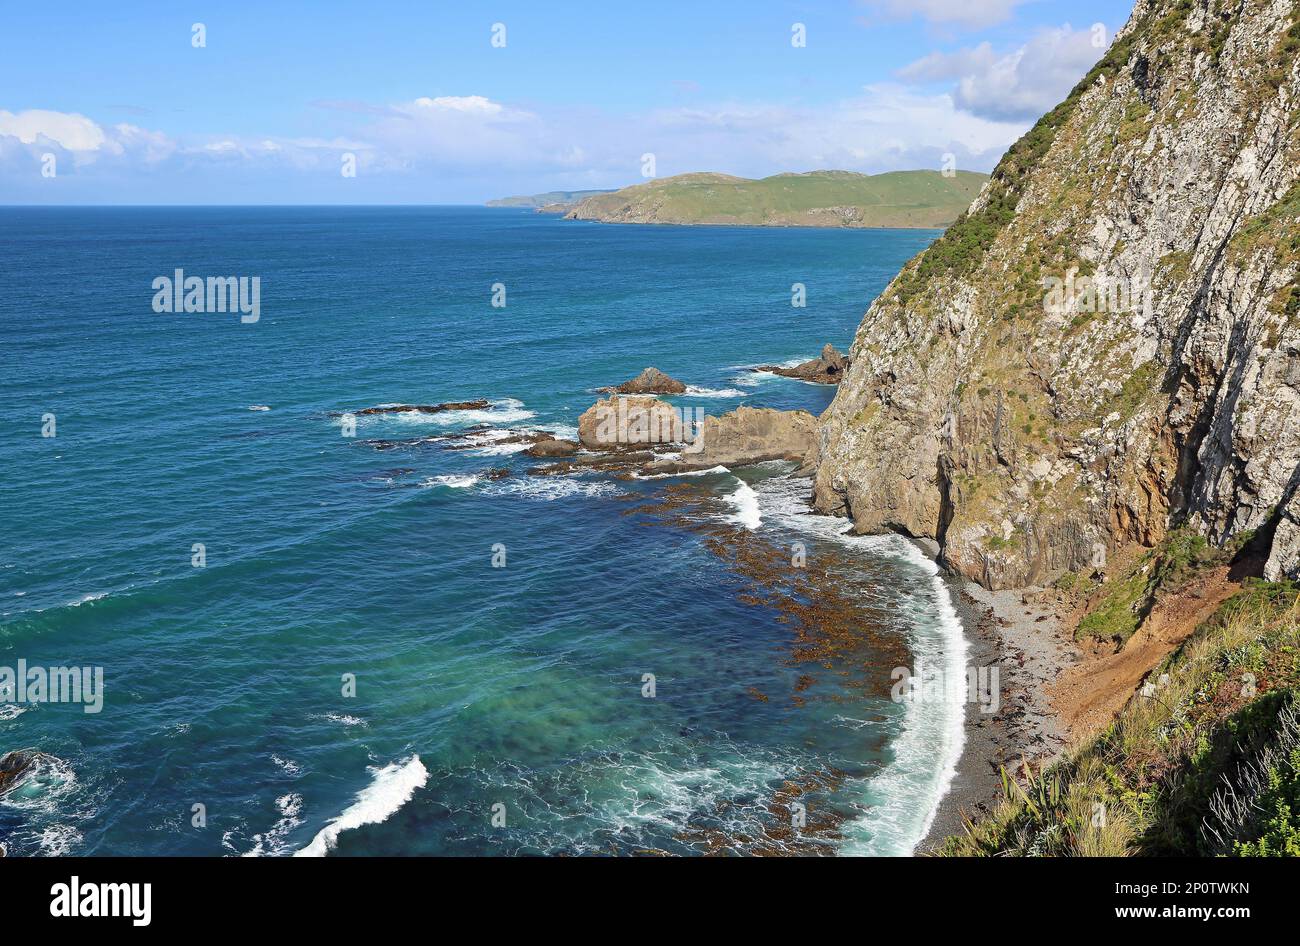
[[0, 0, 1137, 204]]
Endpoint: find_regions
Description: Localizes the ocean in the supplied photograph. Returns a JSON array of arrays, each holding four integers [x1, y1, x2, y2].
[[0, 206, 964, 856]]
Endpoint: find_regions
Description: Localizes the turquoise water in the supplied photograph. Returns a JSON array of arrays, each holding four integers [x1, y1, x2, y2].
[[0, 207, 961, 856]]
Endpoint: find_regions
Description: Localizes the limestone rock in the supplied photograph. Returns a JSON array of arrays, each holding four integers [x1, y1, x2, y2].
[[647, 406, 817, 473], [577, 396, 686, 450]]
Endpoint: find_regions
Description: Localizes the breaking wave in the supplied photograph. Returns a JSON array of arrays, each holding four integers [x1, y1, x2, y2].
[[294, 755, 428, 858]]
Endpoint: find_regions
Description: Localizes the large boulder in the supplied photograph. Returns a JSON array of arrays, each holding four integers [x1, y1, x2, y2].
[[755, 344, 849, 384], [609, 367, 687, 395], [524, 438, 580, 457], [578, 396, 687, 450], [645, 406, 817, 473]]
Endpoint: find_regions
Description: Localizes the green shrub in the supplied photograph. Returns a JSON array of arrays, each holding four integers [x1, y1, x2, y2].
[[1233, 741, 1300, 856]]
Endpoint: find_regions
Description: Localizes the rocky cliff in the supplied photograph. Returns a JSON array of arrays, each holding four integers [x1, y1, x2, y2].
[[814, 0, 1300, 591]]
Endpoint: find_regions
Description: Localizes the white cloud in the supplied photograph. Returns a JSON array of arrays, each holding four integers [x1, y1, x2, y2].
[[865, 0, 1031, 30], [0, 109, 107, 151], [112, 123, 176, 163], [898, 25, 1107, 121], [639, 86, 1026, 177], [410, 95, 504, 115], [1, 88, 1032, 201]]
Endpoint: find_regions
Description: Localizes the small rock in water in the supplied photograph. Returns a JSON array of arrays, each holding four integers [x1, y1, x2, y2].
[[753, 344, 849, 384], [0, 748, 38, 794], [346, 400, 491, 416], [609, 367, 687, 395]]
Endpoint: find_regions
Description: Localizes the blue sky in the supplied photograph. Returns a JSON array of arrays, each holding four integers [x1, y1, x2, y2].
[[0, 0, 1136, 204]]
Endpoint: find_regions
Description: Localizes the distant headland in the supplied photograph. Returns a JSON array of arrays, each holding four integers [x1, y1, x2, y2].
[[488, 169, 989, 229]]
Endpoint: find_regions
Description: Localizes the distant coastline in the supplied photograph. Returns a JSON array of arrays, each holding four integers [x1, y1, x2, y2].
[[488, 169, 988, 230]]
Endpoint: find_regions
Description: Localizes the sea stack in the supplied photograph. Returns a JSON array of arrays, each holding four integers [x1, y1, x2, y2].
[[609, 367, 688, 395]]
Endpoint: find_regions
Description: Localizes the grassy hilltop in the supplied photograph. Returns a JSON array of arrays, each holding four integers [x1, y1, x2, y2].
[[561, 169, 989, 229]]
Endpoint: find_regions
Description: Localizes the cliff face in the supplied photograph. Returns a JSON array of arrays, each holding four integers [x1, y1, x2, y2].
[[814, 0, 1300, 590]]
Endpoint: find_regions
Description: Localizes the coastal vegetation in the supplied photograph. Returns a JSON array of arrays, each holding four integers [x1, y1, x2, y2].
[[941, 580, 1300, 856], [1073, 528, 1251, 646], [889, 6, 1147, 304]]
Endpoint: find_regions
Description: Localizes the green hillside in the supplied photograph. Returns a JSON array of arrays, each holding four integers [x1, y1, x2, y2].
[[486, 189, 614, 210], [562, 170, 989, 229]]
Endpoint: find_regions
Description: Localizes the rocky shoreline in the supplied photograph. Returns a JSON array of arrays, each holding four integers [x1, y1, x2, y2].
[[919, 577, 1077, 851], [333, 375, 1078, 855]]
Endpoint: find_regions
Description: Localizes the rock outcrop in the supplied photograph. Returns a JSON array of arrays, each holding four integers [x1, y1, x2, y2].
[[524, 438, 580, 457], [814, 0, 1300, 589], [577, 396, 687, 450], [348, 400, 490, 416], [756, 344, 850, 384], [0, 749, 37, 794], [646, 406, 817, 474], [606, 367, 687, 395]]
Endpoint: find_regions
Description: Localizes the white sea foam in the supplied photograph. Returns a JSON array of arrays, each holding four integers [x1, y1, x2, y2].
[[457, 428, 515, 445], [311, 712, 368, 728], [271, 755, 303, 777], [429, 398, 535, 426], [23, 588, 114, 616], [419, 475, 480, 490], [294, 755, 428, 857], [468, 442, 531, 456], [636, 465, 731, 480], [839, 539, 967, 856], [36, 823, 83, 856], [725, 478, 763, 530], [0, 704, 29, 721], [242, 792, 305, 857], [726, 355, 813, 389], [683, 385, 748, 399], [446, 427, 529, 456], [753, 475, 968, 856], [567, 746, 809, 854], [344, 398, 536, 430], [486, 478, 623, 501], [0, 752, 77, 816], [248, 405, 271, 412]]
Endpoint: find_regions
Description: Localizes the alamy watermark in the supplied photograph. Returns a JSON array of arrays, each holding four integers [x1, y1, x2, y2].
[[891, 659, 1000, 715], [592, 400, 705, 453], [1042, 268, 1154, 319], [50, 876, 151, 926], [152, 270, 260, 323], [0, 659, 104, 714]]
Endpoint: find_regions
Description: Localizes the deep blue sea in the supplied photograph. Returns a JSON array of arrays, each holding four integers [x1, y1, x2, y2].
[[0, 207, 965, 856]]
